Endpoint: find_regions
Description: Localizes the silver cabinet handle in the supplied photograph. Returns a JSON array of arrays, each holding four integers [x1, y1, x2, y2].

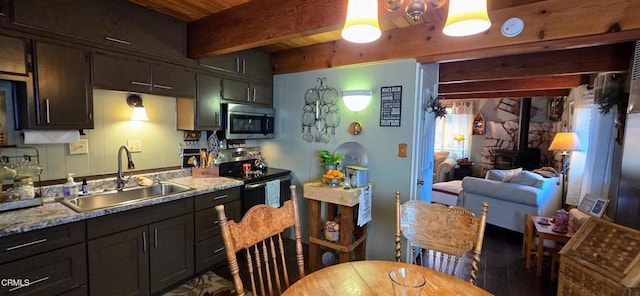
[[252, 88, 257, 102], [246, 88, 251, 101], [105, 36, 131, 45], [235, 57, 240, 73], [131, 81, 152, 87], [8, 276, 49, 292], [214, 220, 220, 225], [44, 99, 50, 124], [213, 194, 228, 201], [142, 231, 147, 252], [5, 238, 47, 251], [242, 59, 246, 74], [152, 84, 172, 90], [153, 228, 158, 249], [214, 247, 225, 253]]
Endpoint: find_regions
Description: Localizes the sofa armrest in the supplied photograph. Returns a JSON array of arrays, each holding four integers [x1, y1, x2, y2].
[[435, 158, 455, 183]]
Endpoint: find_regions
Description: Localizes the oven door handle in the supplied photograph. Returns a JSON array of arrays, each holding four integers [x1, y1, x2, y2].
[[245, 175, 292, 190]]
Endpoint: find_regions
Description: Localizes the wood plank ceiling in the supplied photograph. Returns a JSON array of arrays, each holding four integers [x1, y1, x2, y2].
[[128, 0, 640, 100]]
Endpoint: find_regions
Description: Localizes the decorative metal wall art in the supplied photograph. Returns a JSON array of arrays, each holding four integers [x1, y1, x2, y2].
[[302, 78, 340, 143]]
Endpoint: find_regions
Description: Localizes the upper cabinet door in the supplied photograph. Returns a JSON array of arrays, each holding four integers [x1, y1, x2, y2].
[[92, 51, 152, 94], [199, 49, 272, 82], [221, 78, 250, 103], [151, 62, 196, 98], [195, 72, 222, 130], [32, 41, 93, 129], [9, 0, 186, 60], [0, 34, 28, 76]]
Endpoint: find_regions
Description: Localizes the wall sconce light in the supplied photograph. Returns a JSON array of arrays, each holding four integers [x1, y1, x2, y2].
[[127, 94, 149, 121], [343, 90, 372, 112], [341, 0, 381, 43]]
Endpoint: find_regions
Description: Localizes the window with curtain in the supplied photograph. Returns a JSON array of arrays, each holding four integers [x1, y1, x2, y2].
[[434, 101, 474, 160]]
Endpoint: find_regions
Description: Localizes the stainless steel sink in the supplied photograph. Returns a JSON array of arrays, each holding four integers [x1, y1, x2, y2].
[[59, 182, 193, 213]]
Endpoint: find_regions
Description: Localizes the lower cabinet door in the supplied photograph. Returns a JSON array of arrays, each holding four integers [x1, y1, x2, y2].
[[0, 243, 86, 296], [149, 214, 194, 294], [88, 226, 149, 296], [194, 236, 226, 273]]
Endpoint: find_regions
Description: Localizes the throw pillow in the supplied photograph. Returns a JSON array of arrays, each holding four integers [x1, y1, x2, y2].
[[510, 170, 545, 186], [485, 168, 522, 182]]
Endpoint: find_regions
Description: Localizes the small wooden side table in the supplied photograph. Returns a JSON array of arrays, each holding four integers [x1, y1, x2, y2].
[[454, 164, 473, 180], [530, 215, 574, 277], [303, 182, 369, 272]]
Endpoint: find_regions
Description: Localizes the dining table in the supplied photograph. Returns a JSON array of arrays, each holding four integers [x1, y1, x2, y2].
[[282, 260, 492, 295]]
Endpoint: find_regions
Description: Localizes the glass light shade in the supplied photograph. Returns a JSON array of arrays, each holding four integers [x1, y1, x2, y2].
[[343, 90, 372, 112], [442, 0, 491, 37], [454, 134, 465, 141], [130, 106, 149, 121], [341, 0, 382, 43], [549, 132, 581, 153]]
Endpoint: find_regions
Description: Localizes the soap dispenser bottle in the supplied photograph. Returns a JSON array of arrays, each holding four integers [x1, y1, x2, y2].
[[63, 173, 78, 198]]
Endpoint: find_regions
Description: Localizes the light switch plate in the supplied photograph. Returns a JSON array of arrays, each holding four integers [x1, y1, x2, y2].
[[69, 139, 89, 155], [398, 143, 407, 158], [128, 139, 142, 153]]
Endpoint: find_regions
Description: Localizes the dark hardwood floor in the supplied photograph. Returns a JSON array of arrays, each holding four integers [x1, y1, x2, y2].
[[209, 224, 558, 296]]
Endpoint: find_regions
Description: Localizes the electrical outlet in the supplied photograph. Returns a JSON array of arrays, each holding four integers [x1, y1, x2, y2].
[[128, 139, 142, 153]]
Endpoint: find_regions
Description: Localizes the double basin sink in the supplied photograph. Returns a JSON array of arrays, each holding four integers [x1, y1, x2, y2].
[[60, 182, 193, 213]]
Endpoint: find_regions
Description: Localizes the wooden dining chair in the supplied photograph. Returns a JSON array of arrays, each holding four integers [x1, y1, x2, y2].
[[216, 185, 305, 296], [394, 190, 488, 285]]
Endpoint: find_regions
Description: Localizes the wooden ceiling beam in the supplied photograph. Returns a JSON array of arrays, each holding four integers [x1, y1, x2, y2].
[[438, 75, 589, 95], [187, 0, 347, 57], [440, 89, 571, 99], [272, 0, 640, 74], [439, 44, 633, 83]]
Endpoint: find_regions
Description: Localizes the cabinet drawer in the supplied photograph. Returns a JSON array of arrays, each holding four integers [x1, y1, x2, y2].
[[195, 236, 226, 273], [0, 222, 85, 264], [0, 243, 87, 296], [87, 198, 193, 239], [194, 187, 241, 211], [195, 200, 241, 241]]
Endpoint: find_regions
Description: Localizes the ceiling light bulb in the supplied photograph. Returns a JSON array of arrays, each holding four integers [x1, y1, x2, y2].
[[342, 0, 382, 43], [405, 0, 428, 22], [443, 0, 491, 37]]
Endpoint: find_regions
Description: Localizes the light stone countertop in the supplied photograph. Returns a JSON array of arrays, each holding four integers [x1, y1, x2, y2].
[[0, 176, 243, 238]]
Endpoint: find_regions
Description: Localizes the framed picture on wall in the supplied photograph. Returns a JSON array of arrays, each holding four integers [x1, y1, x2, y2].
[[547, 97, 563, 121], [589, 198, 610, 218]]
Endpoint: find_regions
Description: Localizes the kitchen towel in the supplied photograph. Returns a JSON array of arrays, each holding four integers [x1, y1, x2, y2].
[[357, 184, 372, 226], [265, 179, 280, 208], [23, 130, 80, 144]]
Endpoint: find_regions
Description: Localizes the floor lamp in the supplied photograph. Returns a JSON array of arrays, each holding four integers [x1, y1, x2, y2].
[[548, 132, 582, 209]]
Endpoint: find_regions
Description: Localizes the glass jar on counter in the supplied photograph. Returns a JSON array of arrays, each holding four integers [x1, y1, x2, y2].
[[13, 176, 35, 199]]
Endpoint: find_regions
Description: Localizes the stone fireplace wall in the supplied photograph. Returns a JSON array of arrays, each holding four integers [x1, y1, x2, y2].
[[480, 120, 560, 175]]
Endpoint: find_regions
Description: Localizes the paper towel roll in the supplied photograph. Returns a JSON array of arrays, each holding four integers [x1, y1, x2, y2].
[[23, 130, 80, 144]]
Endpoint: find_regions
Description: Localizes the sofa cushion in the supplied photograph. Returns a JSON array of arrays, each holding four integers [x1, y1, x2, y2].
[[463, 176, 540, 207], [510, 171, 545, 188], [485, 168, 522, 182]]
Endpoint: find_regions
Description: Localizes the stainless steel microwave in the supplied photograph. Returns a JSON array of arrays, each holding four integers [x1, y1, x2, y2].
[[223, 103, 275, 139]]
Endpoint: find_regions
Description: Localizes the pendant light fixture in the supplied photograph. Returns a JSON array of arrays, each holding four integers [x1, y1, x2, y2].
[[442, 0, 491, 36], [341, 0, 382, 43]]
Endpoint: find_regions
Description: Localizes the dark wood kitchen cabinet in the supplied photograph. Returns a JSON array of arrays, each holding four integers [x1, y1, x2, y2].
[[194, 187, 241, 272], [222, 78, 273, 106], [0, 222, 87, 296], [15, 40, 93, 130], [195, 72, 222, 130], [7, 0, 186, 60], [198, 49, 271, 82], [0, 34, 28, 76], [92, 50, 196, 98], [87, 198, 194, 296]]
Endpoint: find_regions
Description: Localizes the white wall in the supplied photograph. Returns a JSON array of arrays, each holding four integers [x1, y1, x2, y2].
[[262, 59, 418, 260]]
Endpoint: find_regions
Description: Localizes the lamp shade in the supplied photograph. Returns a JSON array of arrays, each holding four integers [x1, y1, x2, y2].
[[442, 0, 491, 37], [341, 0, 381, 43], [131, 107, 149, 121], [343, 90, 372, 112], [549, 132, 581, 152]]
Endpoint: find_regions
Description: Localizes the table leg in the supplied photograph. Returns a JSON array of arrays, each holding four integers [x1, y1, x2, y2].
[[339, 205, 354, 263], [536, 233, 545, 277], [309, 199, 322, 272]]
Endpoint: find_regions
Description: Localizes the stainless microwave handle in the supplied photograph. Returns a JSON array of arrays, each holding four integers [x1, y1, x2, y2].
[[245, 175, 292, 190]]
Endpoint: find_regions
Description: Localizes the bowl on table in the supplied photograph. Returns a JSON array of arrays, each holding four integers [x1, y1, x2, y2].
[[323, 177, 343, 187]]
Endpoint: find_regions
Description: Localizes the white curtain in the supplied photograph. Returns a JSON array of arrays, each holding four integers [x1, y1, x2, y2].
[[434, 101, 474, 160], [566, 83, 616, 205]]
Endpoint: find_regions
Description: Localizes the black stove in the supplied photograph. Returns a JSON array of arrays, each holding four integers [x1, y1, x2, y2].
[[215, 147, 292, 214]]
